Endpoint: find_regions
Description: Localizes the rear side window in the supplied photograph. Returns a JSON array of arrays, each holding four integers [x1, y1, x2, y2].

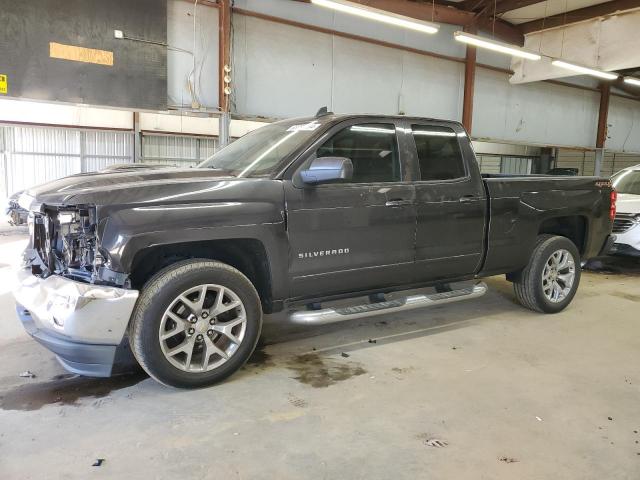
[[317, 123, 400, 183], [412, 125, 466, 181]]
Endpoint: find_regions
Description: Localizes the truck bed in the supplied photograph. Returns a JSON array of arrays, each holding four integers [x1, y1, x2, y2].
[[479, 175, 613, 276]]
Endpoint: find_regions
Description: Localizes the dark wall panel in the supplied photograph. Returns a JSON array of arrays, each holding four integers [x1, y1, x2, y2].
[[0, 0, 167, 110]]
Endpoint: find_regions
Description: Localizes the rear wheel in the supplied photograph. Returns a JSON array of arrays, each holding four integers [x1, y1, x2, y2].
[[129, 259, 262, 388], [513, 235, 581, 313]]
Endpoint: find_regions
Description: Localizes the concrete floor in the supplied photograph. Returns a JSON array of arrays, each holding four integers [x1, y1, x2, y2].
[[1, 227, 639, 479]]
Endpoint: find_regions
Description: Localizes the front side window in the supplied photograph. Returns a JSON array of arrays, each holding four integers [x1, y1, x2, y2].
[[412, 125, 466, 181], [316, 123, 400, 183]]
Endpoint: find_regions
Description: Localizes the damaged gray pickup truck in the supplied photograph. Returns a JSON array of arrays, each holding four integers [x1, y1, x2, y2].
[[13, 113, 616, 388]]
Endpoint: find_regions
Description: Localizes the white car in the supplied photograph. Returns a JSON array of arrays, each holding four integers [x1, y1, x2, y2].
[[611, 165, 640, 257]]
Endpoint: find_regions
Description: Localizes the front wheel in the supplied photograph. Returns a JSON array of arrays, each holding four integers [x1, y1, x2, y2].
[[129, 259, 262, 388], [513, 235, 581, 313]]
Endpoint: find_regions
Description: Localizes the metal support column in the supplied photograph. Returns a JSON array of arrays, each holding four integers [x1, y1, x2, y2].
[[218, 0, 232, 148], [133, 112, 142, 163], [595, 83, 611, 177], [461, 26, 477, 134], [79, 130, 87, 173], [594, 148, 605, 177], [219, 112, 230, 148]]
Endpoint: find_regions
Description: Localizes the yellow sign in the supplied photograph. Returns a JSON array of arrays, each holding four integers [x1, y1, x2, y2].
[[0, 74, 7, 94], [49, 42, 114, 67]]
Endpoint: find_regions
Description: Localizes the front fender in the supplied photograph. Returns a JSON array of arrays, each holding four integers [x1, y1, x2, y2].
[[98, 200, 289, 299]]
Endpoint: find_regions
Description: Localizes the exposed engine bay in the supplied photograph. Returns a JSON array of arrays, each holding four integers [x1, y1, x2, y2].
[[26, 205, 127, 287]]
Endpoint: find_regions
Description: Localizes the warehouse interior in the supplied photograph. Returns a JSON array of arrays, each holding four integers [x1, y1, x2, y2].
[[1, 0, 640, 478]]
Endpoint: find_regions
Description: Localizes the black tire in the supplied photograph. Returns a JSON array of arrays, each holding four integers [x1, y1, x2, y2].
[[513, 235, 581, 314], [129, 259, 262, 388]]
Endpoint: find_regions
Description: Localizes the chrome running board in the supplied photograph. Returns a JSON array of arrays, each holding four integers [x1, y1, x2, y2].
[[289, 282, 487, 326]]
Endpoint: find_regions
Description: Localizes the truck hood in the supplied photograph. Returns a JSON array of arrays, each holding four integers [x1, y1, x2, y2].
[[20, 168, 237, 209], [616, 193, 640, 214]]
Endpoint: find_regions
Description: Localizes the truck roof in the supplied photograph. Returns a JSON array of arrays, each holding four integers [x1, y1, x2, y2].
[[281, 113, 465, 129]]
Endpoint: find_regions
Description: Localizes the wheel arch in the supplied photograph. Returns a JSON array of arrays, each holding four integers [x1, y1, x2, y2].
[[537, 215, 588, 255], [128, 238, 276, 313]]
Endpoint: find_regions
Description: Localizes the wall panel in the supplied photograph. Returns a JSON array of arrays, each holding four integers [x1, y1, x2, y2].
[[607, 96, 640, 153], [473, 69, 599, 148]]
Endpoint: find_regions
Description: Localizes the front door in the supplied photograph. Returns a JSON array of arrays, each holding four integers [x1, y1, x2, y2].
[[409, 121, 487, 282], [284, 120, 416, 300]]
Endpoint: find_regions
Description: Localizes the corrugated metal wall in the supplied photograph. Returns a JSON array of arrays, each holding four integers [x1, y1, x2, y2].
[[556, 150, 640, 177], [477, 155, 501, 174], [141, 134, 218, 167], [501, 157, 533, 175], [476, 155, 534, 175], [0, 125, 133, 198]]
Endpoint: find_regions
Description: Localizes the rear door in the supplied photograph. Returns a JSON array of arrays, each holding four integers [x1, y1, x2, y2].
[[284, 119, 417, 299], [408, 121, 487, 282]]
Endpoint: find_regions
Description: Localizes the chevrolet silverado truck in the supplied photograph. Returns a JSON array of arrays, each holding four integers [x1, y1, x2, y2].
[[13, 113, 616, 388]]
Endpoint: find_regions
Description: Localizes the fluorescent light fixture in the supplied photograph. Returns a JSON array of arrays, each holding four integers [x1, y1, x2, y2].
[[551, 60, 618, 80], [624, 77, 640, 86], [311, 0, 439, 34], [454, 31, 541, 61]]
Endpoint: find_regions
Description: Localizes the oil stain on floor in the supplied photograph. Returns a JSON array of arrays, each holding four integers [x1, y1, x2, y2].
[[0, 371, 147, 411], [245, 346, 275, 369], [610, 291, 640, 302], [286, 352, 366, 388]]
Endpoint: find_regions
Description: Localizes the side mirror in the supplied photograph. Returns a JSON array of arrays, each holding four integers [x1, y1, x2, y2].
[[300, 157, 353, 185]]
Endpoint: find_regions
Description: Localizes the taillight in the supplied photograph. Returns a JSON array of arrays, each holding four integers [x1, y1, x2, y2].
[[610, 190, 617, 221]]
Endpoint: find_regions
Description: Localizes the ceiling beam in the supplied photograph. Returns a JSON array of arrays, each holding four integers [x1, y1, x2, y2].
[[333, 0, 524, 44], [458, 0, 488, 11], [613, 76, 640, 98], [492, 0, 546, 15], [520, 0, 640, 34], [331, 0, 475, 25]]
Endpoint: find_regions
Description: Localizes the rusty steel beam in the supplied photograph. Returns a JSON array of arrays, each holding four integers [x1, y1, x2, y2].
[[462, 25, 477, 133], [349, 0, 476, 24], [218, 0, 232, 111], [297, 0, 524, 44], [491, 0, 545, 15], [458, 0, 488, 11], [597, 83, 611, 148], [520, 0, 640, 33]]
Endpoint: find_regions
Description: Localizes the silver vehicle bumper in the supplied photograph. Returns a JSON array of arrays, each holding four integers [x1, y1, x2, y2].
[[13, 269, 139, 377]]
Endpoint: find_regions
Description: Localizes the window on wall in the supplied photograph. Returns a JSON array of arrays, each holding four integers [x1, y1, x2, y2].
[[316, 123, 400, 183], [411, 125, 466, 181]]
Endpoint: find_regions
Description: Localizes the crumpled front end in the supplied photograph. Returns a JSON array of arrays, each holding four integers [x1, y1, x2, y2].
[[13, 270, 139, 377], [14, 198, 139, 376]]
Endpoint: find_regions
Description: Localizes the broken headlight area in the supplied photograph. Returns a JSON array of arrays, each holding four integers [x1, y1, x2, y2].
[[25, 205, 125, 287]]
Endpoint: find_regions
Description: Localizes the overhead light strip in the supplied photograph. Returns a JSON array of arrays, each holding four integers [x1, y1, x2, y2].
[[310, 3, 621, 81], [454, 31, 542, 61], [310, 0, 439, 34], [551, 60, 619, 80]]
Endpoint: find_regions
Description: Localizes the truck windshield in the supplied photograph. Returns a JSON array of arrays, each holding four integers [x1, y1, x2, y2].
[[612, 169, 640, 195], [198, 119, 324, 177]]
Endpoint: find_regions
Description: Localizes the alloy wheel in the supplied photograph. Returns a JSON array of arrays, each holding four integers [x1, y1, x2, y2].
[[158, 284, 247, 372]]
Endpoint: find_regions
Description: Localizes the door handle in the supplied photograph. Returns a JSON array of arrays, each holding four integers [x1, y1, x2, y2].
[[459, 195, 478, 203], [385, 199, 413, 207]]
